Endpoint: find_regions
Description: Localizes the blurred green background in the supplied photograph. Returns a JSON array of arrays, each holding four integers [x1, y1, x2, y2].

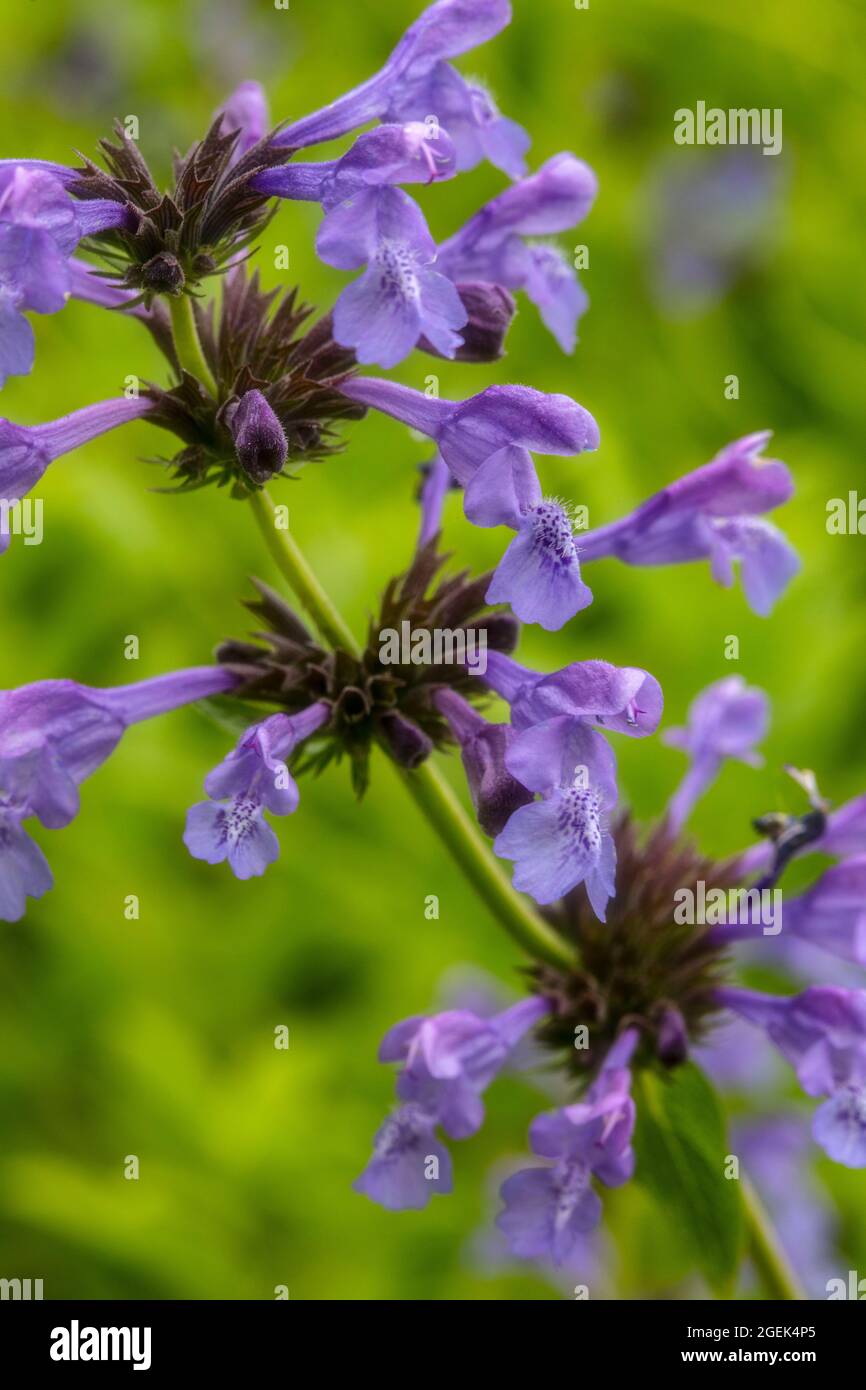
[[1, 0, 865, 1300]]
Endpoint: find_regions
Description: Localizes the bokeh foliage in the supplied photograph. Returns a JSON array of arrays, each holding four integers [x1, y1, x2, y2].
[[1, 0, 865, 1299]]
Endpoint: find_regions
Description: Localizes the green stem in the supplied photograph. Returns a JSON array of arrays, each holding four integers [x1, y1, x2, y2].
[[742, 1176, 805, 1301], [169, 294, 218, 397], [248, 489, 361, 655], [248, 487, 576, 971]]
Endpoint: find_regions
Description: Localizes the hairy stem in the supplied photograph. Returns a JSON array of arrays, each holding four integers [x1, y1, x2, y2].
[[741, 1176, 805, 1301], [169, 294, 218, 397], [248, 486, 576, 971]]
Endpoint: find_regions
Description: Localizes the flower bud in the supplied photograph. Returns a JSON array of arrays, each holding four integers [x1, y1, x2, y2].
[[230, 389, 289, 484], [419, 282, 516, 363]]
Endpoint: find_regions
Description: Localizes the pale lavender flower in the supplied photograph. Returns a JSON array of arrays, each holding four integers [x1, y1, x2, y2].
[[437, 153, 597, 350], [184, 702, 330, 881], [663, 675, 768, 833], [0, 396, 154, 551], [0, 667, 236, 921], [497, 1030, 638, 1265], [494, 717, 619, 912], [352, 1104, 453, 1211], [354, 995, 549, 1210], [271, 0, 515, 159], [0, 164, 131, 387], [340, 376, 599, 628], [718, 985, 866, 1168], [218, 80, 270, 160], [579, 432, 800, 616]]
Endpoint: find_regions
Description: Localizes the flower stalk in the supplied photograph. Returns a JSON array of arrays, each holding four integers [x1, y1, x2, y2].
[[169, 294, 218, 397], [741, 1177, 805, 1302]]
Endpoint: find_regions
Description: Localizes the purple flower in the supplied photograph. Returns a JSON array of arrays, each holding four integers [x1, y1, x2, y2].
[[437, 154, 597, 351], [663, 676, 768, 833], [494, 717, 619, 912], [718, 985, 866, 1167], [340, 377, 599, 627], [353, 1104, 453, 1211], [782, 859, 866, 967], [317, 185, 467, 368], [391, 62, 530, 178], [184, 702, 330, 880], [0, 667, 236, 921], [486, 499, 593, 630], [355, 995, 549, 1210], [579, 432, 800, 616], [380, 996, 549, 1138], [255, 121, 458, 208], [0, 396, 154, 551], [484, 651, 663, 737], [218, 80, 270, 161], [272, 0, 515, 158], [470, 653, 662, 910], [434, 688, 533, 835], [0, 164, 131, 387], [497, 1030, 637, 1265]]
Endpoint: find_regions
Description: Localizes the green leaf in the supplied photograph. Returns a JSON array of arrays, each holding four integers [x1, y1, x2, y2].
[[633, 1063, 743, 1296]]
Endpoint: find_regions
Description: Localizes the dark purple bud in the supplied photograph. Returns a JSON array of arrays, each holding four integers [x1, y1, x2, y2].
[[230, 389, 289, 484], [140, 251, 185, 296], [461, 722, 534, 836], [480, 612, 521, 654], [378, 712, 433, 769], [654, 1005, 688, 1067], [419, 282, 516, 363], [435, 688, 533, 837]]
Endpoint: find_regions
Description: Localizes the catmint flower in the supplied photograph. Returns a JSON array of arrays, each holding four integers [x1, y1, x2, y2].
[[255, 122, 458, 208], [0, 397, 154, 551], [497, 1029, 637, 1265], [494, 717, 620, 912], [355, 995, 549, 1210], [340, 377, 599, 627], [184, 702, 330, 880], [352, 1104, 454, 1211], [0, 667, 236, 920], [579, 432, 800, 616], [0, 164, 131, 387], [271, 0, 515, 157], [717, 986, 866, 1167], [437, 153, 598, 351], [663, 675, 768, 833], [485, 498, 593, 630], [317, 185, 467, 368], [218, 80, 270, 161], [482, 651, 663, 737]]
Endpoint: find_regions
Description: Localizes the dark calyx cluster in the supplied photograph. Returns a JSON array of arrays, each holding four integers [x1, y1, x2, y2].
[[533, 817, 743, 1081], [217, 539, 519, 795], [145, 272, 365, 489], [70, 119, 292, 299]]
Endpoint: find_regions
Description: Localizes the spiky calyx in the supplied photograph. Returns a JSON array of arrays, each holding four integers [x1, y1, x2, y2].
[[217, 540, 520, 796], [531, 815, 743, 1084], [144, 272, 365, 490], [69, 118, 293, 300]]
